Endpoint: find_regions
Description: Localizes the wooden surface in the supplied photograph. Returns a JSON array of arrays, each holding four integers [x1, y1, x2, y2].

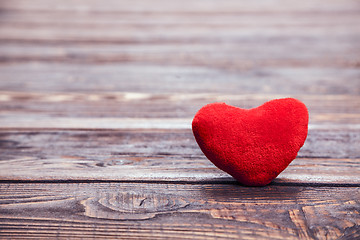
[[0, 0, 359, 239]]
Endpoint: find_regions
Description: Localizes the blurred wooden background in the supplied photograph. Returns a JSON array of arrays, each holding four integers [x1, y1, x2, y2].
[[0, 0, 359, 239]]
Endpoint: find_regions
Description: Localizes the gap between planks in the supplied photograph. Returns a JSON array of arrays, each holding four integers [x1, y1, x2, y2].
[[0, 181, 359, 240], [0, 179, 359, 188]]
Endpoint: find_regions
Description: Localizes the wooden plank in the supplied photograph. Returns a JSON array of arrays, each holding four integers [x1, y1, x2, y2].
[[1, 10, 359, 27], [1, 22, 359, 43], [0, 64, 359, 95], [0, 42, 358, 69], [0, 182, 359, 239], [0, 130, 359, 183], [0, 20, 359, 44], [1, 0, 359, 13], [0, 116, 360, 130], [0, 92, 359, 123]]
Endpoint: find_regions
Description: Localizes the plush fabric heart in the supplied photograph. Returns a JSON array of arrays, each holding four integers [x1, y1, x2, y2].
[[192, 98, 309, 186]]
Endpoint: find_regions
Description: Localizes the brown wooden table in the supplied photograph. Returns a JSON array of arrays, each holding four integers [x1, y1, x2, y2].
[[0, 0, 359, 239]]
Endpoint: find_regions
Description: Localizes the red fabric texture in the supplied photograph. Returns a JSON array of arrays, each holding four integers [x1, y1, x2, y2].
[[192, 98, 309, 186]]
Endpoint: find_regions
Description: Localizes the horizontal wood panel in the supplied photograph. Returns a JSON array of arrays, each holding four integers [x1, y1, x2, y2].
[[0, 64, 359, 95], [1, 116, 360, 130], [1, 182, 359, 239], [1, 23, 359, 42], [0, 92, 359, 123], [1, 11, 359, 26], [0, 130, 359, 183], [1, 0, 359, 13], [0, 43, 358, 69]]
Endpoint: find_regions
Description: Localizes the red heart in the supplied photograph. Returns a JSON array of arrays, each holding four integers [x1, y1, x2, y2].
[[192, 98, 309, 186]]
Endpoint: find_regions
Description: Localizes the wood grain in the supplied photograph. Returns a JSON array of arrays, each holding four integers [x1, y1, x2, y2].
[[0, 0, 359, 238], [0, 63, 359, 96], [0, 183, 359, 239], [0, 130, 359, 183], [0, 92, 359, 123], [0, 0, 359, 95], [1, 0, 358, 12]]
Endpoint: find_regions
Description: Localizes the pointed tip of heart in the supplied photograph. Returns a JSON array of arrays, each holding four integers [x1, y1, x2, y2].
[[192, 98, 309, 187]]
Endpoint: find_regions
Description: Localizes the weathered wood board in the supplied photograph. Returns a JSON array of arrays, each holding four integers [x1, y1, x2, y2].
[[0, 0, 359, 239], [0, 129, 359, 184], [1, 183, 359, 239]]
